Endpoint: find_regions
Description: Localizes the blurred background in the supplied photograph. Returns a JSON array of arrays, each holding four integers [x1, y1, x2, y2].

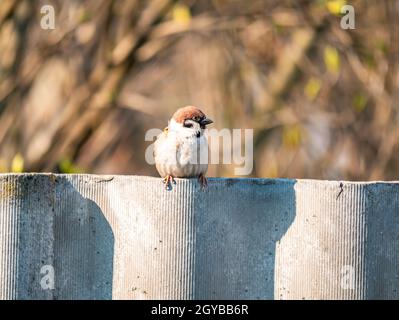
[[0, 0, 398, 180]]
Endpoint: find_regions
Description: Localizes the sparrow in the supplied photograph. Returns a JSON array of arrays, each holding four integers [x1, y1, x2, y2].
[[154, 106, 213, 190]]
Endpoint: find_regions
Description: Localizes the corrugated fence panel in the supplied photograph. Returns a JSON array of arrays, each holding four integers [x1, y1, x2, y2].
[[0, 174, 398, 299]]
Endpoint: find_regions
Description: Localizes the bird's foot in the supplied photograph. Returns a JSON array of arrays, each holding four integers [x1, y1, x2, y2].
[[163, 175, 176, 190], [198, 174, 208, 191]]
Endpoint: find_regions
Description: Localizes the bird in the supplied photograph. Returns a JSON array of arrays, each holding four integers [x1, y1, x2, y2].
[[154, 106, 213, 190]]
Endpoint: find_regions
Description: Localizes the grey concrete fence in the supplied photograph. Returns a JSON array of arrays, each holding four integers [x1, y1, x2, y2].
[[0, 174, 398, 299]]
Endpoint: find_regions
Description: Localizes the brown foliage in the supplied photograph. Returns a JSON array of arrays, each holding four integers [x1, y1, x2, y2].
[[0, 0, 398, 180]]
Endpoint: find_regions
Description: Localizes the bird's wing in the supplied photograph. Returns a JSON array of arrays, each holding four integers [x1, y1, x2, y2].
[[154, 128, 168, 158]]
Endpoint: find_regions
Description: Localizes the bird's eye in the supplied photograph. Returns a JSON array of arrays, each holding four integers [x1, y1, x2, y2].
[[184, 121, 193, 128]]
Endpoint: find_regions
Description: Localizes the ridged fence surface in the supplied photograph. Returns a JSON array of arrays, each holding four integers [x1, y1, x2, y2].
[[0, 174, 398, 299]]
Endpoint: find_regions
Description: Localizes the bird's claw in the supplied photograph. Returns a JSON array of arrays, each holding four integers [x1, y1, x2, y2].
[[163, 175, 176, 190], [198, 174, 208, 191]]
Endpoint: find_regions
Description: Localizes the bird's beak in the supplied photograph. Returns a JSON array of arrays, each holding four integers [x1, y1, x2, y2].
[[200, 118, 213, 126]]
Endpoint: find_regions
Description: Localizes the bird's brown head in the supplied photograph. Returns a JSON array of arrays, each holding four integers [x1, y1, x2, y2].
[[172, 106, 213, 129]]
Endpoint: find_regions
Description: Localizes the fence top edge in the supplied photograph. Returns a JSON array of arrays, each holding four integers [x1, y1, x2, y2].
[[0, 173, 398, 186]]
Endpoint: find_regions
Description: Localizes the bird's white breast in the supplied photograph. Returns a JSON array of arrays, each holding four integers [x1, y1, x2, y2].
[[154, 130, 209, 178]]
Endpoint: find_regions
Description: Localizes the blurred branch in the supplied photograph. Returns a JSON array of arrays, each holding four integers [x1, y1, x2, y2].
[[111, 0, 176, 65], [0, 0, 16, 25], [30, 0, 177, 170], [253, 27, 316, 128]]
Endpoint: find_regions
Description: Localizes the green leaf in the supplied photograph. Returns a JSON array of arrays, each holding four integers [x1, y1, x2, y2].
[[11, 153, 24, 173], [324, 46, 340, 74], [59, 158, 84, 174], [326, 0, 347, 16], [172, 4, 191, 26], [305, 77, 322, 101], [283, 125, 302, 148], [78, 9, 92, 23], [353, 93, 368, 112]]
